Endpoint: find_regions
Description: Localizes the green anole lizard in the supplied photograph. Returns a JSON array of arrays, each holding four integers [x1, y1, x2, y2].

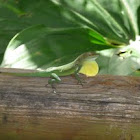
[[0, 52, 99, 92]]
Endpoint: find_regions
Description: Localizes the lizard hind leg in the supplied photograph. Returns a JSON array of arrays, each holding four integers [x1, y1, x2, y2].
[[74, 65, 85, 86], [47, 73, 61, 93]]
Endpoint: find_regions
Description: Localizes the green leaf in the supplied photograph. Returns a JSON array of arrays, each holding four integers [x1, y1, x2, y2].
[[97, 45, 140, 75], [59, 0, 140, 44], [1, 0, 140, 76], [1, 25, 109, 69], [0, 0, 28, 63], [138, 6, 140, 33], [0, 0, 80, 63], [131, 70, 140, 76]]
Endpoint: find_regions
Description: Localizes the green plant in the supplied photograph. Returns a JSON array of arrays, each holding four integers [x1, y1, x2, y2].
[[0, 0, 140, 76]]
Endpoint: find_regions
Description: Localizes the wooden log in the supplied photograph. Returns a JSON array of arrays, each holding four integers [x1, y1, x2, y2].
[[0, 68, 140, 140]]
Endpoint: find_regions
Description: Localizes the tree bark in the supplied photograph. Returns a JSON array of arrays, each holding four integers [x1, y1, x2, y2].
[[0, 68, 140, 140]]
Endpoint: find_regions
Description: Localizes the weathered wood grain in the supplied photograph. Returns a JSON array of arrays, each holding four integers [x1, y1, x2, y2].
[[0, 68, 140, 140]]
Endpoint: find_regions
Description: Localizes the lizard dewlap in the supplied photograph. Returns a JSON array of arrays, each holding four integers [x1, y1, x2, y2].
[[79, 60, 99, 77]]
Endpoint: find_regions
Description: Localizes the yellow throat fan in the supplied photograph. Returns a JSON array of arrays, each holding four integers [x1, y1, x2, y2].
[[79, 59, 99, 77]]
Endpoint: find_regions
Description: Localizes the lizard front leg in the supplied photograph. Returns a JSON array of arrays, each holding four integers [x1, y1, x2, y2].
[[47, 73, 61, 93]]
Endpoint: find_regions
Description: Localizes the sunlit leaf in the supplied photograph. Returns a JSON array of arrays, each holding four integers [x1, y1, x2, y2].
[[1, 25, 109, 69], [0, 0, 79, 63], [0, 0, 140, 76], [97, 46, 140, 75]]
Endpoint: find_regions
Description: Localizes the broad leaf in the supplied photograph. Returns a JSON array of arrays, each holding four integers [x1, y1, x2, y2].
[[59, 0, 140, 44], [97, 44, 140, 75], [1, 25, 109, 69], [1, 0, 140, 76], [0, 0, 79, 63], [138, 5, 140, 33]]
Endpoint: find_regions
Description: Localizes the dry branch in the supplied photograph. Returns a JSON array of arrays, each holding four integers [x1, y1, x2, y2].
[[0, 68, 140, 140]]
